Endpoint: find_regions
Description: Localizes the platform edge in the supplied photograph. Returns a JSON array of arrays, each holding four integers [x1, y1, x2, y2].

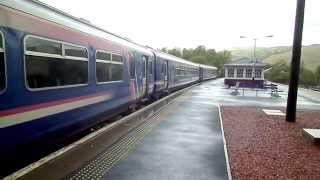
[[218, 105, 233, 180]]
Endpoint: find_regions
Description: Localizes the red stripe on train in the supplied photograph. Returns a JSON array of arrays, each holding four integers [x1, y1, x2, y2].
[[0, 92, 110, 117]]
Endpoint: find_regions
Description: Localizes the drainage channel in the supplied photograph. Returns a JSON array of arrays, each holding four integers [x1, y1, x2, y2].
[[6, 85, 196, 180]]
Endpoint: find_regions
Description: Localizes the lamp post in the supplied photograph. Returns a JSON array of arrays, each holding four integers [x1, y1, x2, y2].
[[240, 35, 273, 79]]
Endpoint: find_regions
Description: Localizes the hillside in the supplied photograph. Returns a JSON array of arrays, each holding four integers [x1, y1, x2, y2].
[[263, 45, 320, 71], [231, 45, 320, 71], [231, 46, 291, 60]]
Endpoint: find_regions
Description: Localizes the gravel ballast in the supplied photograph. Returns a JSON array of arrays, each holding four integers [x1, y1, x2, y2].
[[221, 107, 320, 180]]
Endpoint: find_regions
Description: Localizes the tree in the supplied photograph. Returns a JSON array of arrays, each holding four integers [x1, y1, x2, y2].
[[299, 67, 317, 87], [190, 55, 207, 64], [168, 48, 182, 58], [315, 65, 320, 85], [182, 48, 193, 60], [161, 45, 232, 77], [160, 47, 168, 53], [193, 45, 207, 56], [266, 60, 290, 84]]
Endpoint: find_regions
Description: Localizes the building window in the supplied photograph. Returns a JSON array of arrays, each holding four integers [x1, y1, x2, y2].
[[255, 69, 262, 78], [96, 50, 123, 83], [0, 32, 5, 92], [25, 36, 88, 89], [228, 68, 234, 78], [246, 68, 252, 78], [237, 68, 243, 78]]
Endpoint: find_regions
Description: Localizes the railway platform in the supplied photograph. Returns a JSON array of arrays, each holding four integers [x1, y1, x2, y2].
[[7, 81, 230, 180]]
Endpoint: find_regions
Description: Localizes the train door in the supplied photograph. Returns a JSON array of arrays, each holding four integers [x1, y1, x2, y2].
[[129, 52, 137, 100], [164, 61, 168, 89], [141, 55, 147, 97], [200, 67, 203, 81], [147, 57, 154, 95]]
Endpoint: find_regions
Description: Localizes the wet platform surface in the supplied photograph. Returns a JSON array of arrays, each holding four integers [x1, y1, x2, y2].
[[66, 83, 229, 180], [15, 78, 320, 180]]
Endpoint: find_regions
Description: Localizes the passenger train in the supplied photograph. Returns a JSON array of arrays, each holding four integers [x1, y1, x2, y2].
[[0, 0, 217, 176]]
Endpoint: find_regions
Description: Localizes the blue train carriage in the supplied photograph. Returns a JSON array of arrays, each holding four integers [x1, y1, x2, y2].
[[200, 64, 218, 80], [155, 52, 200, 93], [0, 0, 155, 175]]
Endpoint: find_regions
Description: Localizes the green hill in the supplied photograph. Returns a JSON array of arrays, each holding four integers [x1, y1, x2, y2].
[[231, 45, 320, 71], [263, 45, 320, 71], [231, 46, 291, 60]]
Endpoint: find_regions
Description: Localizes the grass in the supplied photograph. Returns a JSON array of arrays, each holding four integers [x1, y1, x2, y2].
[[263, 46, 320, 71], [231, 45, 320, 71]]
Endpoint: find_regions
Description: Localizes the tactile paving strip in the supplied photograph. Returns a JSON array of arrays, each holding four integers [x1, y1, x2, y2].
[[65, 102, 177, 180]]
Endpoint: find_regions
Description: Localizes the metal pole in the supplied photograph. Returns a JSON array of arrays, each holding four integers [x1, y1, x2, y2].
[[286, 0, 305, 122], [252, 38, 257, 79]]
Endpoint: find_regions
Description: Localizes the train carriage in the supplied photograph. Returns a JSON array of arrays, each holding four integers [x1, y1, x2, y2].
[[0, 1, 156, 174], [155, 52, 200, 93], [200, 64, 218, 81], [0, 0, 217, 177]]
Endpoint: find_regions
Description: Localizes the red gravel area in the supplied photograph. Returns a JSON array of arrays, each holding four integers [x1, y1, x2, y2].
[[221, 106, 320, 180]]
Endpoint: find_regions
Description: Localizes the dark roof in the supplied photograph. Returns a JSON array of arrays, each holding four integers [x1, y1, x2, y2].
[[224, 57, 266, 67]]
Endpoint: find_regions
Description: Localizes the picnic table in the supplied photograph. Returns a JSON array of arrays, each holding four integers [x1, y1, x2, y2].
[[230, 82, 282, 97]]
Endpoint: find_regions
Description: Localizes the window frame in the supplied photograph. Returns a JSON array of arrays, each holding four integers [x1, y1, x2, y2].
[[237, 68, 244, 78], [246, 68, 252, 78], [23, 35, 89, 91], [0, 30, 7, 94], [255, 68, 262, 78], [95, 49, 124, 84], [227, 68, 234, 78]]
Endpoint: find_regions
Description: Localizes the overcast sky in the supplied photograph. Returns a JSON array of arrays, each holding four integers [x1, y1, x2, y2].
[[40, 0, 319, 50]]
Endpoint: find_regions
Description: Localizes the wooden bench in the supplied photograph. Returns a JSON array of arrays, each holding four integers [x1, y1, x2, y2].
[[302, 128, 320, 143]]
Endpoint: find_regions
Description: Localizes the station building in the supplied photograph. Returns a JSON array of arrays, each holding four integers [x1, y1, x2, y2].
[[224, 58, 266, 88]]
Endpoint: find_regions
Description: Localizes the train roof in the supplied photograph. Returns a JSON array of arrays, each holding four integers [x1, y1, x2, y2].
[[156, 51, 199, 67], [199, 64, 218, 70], [0, 0, 152, 55]]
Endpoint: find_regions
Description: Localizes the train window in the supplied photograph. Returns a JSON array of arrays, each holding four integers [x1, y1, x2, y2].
[[148, 61, 153, 75], [142, 56, 148, 78], [111, 64, 123, 81], [64, 44, 88, 58], [96, 50, 123, 83], [25, 36, 88, 89], [26, 56, 88, 88], [0, 32, 5, 91], [130, 56, 135, 79], [96, 51, 111, 83], [0, 33, 3, 49], [112, 54, 122, 63], [96, 51, 111, 61], [96, 62, 111, 82], [26, 36, 62, 55]]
